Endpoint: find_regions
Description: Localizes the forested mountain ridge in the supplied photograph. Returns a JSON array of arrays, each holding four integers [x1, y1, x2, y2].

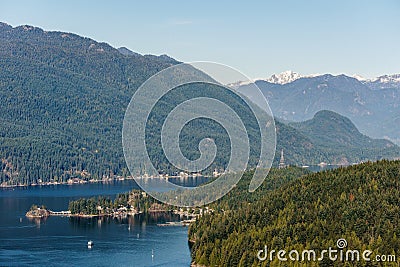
[[286, 110, 398, 165], [0, 22, 399, 186], [290, 110, 392, 149], [189, 160, 400, 266], [240, 73, 400, 144], [0, 22, 177, 185]]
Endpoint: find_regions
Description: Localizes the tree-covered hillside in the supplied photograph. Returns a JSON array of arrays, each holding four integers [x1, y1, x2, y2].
[[245, 74, 400, 144], [0, 22, 399, 186], [287, 110, 399, 165], [189, 160, 400, 266], [0, 22, 177, 185]]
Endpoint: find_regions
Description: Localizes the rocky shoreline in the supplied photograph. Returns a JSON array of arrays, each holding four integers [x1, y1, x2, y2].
[[25, 207, 51, 218], [25, 207, 142, 219], [2, 174, 212, 188], [26, 206, 200, 220], [1, 176, 135, 188]]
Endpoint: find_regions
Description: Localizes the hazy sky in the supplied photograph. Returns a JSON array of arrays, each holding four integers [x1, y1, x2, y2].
[[1, 0, 399, 79]]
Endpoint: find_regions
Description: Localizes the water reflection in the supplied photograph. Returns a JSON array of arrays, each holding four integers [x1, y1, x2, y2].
[[1, 180, 192, 266], [67, 212, 183, 230], [167, 176, 210, 187], [26, 216, 48, 228]]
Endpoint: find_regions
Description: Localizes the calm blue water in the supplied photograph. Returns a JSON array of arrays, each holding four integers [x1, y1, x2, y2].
[[0, 180, 194, 266]]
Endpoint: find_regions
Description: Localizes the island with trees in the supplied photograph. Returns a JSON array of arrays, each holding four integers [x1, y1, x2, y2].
[[26, 189, 202, 220]]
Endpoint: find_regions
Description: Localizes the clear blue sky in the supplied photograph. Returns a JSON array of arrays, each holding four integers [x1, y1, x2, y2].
[[1, 0, 399, 79]]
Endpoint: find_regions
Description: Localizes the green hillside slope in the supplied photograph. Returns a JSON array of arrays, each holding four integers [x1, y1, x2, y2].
[[189, 160, 400, 266]]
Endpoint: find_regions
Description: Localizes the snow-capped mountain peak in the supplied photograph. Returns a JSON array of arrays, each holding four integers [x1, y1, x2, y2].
[[372, 74, 400, 84], [352, 73, 400, 89], [352, 74, 368, 81], [266, 70, 302, 84], [229, 72, 400, 90], [352, 73, 400, 83]]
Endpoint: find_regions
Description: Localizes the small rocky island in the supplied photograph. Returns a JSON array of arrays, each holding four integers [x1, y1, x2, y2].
[[25, 205, 50, 218], [26, 190, 205, 221]]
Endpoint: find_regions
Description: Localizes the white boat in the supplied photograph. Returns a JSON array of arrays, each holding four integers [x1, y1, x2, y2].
[[87, 240, 94, 247]]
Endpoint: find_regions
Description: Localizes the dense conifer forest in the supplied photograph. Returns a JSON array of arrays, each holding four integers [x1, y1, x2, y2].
[[189, 160, 400, 266]]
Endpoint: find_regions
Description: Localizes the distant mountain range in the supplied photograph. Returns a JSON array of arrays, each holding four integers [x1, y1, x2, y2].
[[0, 22, 398, 185], [275, 109, 398, 166], [362, 73, 400, 90], [237, 71, 400, 144], [252, 70, 400, 88]]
